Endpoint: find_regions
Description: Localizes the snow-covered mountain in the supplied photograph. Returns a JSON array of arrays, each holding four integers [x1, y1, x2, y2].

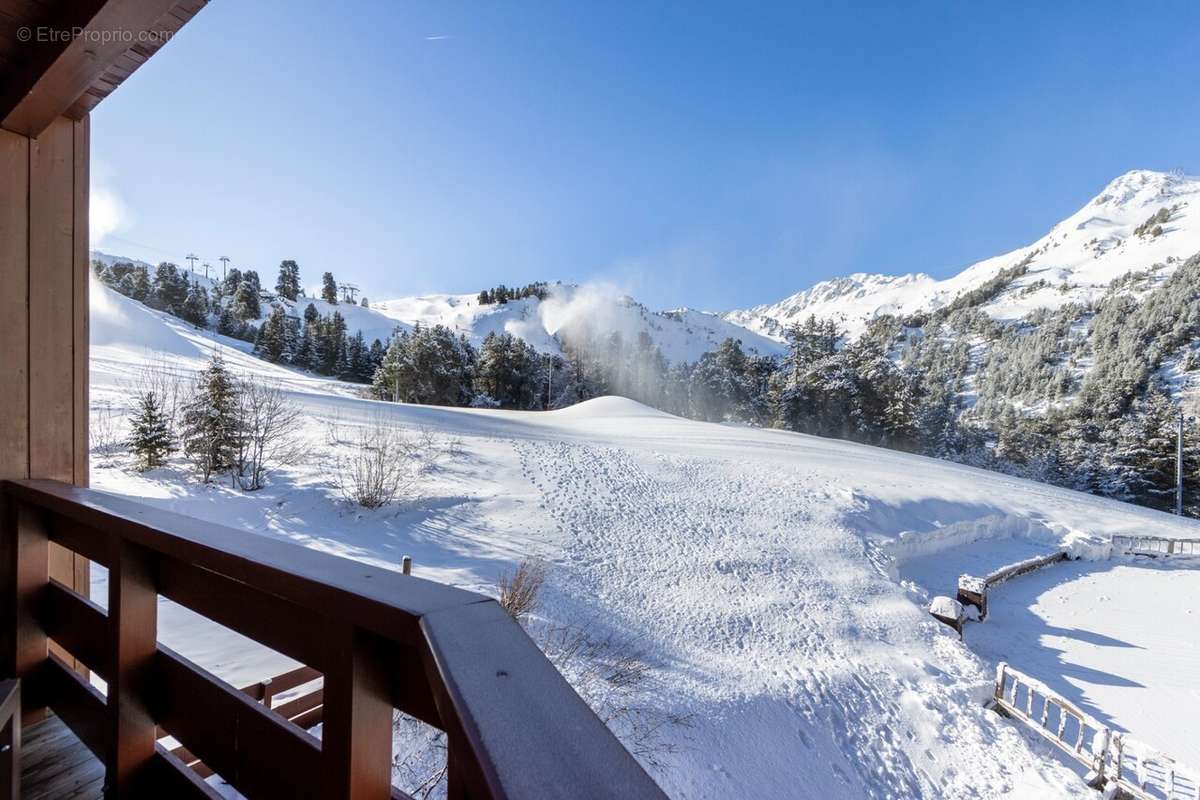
[[91, 254, 782, 362], [726, 169, 1200, 339], [93, 169, 1200, 365], [375, 284, 785, 363]]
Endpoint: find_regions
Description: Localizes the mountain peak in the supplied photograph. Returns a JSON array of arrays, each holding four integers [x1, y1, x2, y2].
[[726, 169, 1200, 340], [1091, 169, 1195, 211]]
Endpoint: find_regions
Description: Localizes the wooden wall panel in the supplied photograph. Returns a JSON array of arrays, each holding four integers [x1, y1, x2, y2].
[[28, 116, 77, 483], [0, 129, 29, 480], [73, 117, 89, 489], [1, 116, 90, 622]]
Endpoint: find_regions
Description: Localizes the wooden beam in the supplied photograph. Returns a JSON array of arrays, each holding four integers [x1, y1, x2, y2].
[[105, 539, 158, 796], [0, 0, 183, 137]]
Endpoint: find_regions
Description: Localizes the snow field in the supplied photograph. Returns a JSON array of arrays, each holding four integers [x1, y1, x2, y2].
[[88, 281, 1200, 797]]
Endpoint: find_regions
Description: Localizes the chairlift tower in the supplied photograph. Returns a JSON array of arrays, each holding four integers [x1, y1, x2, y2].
[[340, 283, 360, 303], [185, 253, 198, 274], [219, 256, 230, 280]]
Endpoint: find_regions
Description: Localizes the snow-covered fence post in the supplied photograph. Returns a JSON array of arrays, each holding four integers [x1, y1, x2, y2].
[[957, 574, 988, 620], [402, 555, 412, 576], [1083, 726, 1111, 789], [994, 662, 1007, 704]]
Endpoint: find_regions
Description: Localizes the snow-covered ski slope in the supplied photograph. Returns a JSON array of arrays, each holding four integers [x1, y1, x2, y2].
[[726, 169, 1200, 338], [90, 282, 1200, 799], [91, 249, 408, 346]]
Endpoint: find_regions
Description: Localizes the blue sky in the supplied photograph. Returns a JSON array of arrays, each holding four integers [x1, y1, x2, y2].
[[91, 1, 1200, 311]]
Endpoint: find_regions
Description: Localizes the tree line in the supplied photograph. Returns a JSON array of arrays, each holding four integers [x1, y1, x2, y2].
[[100, 250, 1200, 518], [94, 258, 382, 382]]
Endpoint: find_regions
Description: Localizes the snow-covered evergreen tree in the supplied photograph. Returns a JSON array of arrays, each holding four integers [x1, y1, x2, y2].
[[180, 353, 240, 483], [180, 282, 209, 327], [126, 391, 174, 470], [275, 260, 301, 301], [321, 272, 338, 304]]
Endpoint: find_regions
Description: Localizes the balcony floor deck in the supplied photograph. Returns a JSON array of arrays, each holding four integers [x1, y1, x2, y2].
[[20, 713, 104, 800]]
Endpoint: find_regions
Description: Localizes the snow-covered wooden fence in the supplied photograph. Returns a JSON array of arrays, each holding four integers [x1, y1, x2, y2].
[[1102, 733, 1200, 800], [1112, 535, 1200, 558], [993, 663, 1200, 799], [957, 551, 1068, 620], [992, 662, 1107, 779]]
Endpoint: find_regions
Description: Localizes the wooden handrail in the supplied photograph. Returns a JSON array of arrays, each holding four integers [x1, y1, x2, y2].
[[1, 479, 666, 799]]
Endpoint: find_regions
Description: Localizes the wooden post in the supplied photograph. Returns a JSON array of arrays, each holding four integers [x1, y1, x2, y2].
[[2, 502, 50, 724], [105, 540, 158, 796], [321, 624, 392, 800], [401, 556, 412, 576]]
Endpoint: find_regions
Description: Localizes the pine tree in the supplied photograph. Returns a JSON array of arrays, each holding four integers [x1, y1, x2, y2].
[[313, 310, 347, 375], [231, 280, 261, 321], [275, 260, 301, 301], [151, 262, 188, 314], [180, 282, 209, 327], [117, 266, 151, 302], [321, 272, 338, 304], [222, 267, 243, 299], [126, 391, 174, 470], [180, 353, 240, 482], [255, 306, 289, 362], [242, 270, 262, 295]]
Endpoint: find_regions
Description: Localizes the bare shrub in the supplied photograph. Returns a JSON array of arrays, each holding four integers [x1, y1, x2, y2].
[[334, 417, 420, 508], [497, 558, 547, 621], [231, 379, 302, 491], [90, 399, 123, 460], [324, 410, 351, 447], [131, 355, 187, 432]]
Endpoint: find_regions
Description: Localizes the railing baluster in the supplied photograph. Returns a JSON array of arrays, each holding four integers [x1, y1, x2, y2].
[[105, 539, 158, 796], [321, 623, 392, 800], [1, 501, 49, 724]]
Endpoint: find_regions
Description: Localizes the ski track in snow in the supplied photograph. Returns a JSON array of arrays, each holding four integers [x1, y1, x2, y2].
[[513, 438, 1089, 798]]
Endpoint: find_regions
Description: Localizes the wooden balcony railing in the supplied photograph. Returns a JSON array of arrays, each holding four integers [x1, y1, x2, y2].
[[0, 479, 666, 799]]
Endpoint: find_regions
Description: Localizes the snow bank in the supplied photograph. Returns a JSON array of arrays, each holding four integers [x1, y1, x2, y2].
[[546, 395, 673, 420], [883, 514, 1067, 580]]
